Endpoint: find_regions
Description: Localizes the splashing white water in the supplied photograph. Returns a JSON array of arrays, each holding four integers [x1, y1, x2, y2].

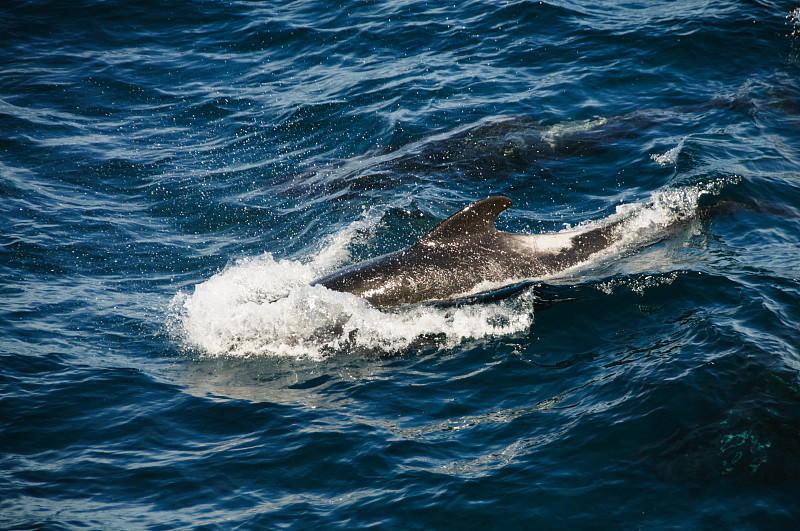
[[788, 7, 800, 37], [169, 180, 735, 359], [650, 139, 684, 166], [540, 117, 609, 149]]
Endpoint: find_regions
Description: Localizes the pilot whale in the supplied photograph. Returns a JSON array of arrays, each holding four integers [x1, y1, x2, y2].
[[313, 196, 627, 307]]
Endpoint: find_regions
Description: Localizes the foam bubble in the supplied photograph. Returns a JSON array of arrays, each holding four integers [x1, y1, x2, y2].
[[650, 139, 684, 166], [597, 271, 680, 296], [540, 117, 609, 148], [616, 175, 737, 240], [788, 7, 800, 37]]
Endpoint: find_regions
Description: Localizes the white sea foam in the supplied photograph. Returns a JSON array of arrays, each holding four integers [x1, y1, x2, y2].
[[650, 139, 684, 166], [540, 117, 609, 149], [169, 179, 736, 359], [789, 7, 800, 37]]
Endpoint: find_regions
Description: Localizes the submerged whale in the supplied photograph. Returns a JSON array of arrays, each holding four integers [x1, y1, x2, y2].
[[279, 95, 752, 201], [313, 196, 627, 307]]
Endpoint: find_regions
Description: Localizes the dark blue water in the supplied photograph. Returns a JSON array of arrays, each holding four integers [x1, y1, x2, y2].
[[3, 0, 800, 528]]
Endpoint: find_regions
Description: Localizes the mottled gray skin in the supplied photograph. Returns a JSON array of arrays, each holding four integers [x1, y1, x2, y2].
[[314, 197, 624, 307]]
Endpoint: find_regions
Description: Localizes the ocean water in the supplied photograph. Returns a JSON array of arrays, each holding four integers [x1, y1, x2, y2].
[[2, 0, 800, 528]]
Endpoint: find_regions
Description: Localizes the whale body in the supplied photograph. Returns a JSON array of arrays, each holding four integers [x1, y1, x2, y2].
[[313, 196, 626, 307]]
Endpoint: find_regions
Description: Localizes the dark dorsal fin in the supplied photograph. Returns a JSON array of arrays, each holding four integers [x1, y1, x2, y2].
[[416, 196, 513, 246]]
